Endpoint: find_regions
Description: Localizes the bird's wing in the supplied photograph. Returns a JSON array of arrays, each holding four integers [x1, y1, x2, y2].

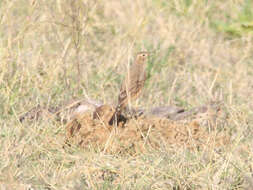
[[118, 62, 146, 106], [118, 77, 145, 105]]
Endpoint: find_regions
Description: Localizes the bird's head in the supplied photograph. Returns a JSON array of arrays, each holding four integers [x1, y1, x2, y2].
[[136, 51, 150, 62]]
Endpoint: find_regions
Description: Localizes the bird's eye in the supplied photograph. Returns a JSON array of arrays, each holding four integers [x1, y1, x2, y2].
[[142, 54, 146, 57]]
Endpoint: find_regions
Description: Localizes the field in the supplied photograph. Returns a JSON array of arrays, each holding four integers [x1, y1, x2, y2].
[[1, 0, 253, 189]]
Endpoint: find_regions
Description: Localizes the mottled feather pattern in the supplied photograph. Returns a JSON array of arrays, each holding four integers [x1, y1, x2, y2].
[[117, 52, 149, 111]]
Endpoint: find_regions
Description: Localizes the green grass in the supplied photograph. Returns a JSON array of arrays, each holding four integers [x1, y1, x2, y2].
[[1, 0, 253, 189], [209, 0, 253, 37]]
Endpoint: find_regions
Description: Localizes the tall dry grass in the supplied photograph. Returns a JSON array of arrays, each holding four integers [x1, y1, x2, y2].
[[1, 0, 253, 189]]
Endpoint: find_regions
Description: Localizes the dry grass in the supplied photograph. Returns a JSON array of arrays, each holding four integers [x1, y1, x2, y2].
[[1, 0, 253, 189]]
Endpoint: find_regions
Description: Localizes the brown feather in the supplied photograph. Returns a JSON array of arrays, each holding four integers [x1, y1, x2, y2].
[[117, 52, 149, 111]]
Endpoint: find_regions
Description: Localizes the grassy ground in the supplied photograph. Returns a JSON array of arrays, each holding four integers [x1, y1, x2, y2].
[[1, 0, 253, 189]]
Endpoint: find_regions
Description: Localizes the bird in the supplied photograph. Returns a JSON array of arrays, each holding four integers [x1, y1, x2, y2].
[[116, 51, 150, 114]]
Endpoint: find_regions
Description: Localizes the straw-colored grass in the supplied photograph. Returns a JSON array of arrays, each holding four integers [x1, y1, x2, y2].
[[1, 0, 253, 189]]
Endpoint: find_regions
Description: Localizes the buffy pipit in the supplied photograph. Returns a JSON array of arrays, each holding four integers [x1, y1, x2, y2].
[[116, 51, 150, 114]]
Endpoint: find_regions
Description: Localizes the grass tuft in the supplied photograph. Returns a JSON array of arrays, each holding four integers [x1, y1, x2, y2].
[[1, 0, 253, 189]]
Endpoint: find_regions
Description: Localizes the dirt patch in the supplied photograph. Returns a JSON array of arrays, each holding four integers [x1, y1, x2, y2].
[[65, 107, 229, 154]]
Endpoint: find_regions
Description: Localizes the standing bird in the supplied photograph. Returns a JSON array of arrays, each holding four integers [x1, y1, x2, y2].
[[116, 51, 150, 114]]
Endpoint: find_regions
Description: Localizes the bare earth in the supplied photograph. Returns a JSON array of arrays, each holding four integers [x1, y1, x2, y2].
[[66, 108, 229, 154]]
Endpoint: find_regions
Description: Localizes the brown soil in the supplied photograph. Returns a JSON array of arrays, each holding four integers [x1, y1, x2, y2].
[[65, 105, 229, 154]]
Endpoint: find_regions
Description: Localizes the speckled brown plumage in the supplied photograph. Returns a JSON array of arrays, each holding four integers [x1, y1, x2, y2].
[[117, 52, 149, 113]]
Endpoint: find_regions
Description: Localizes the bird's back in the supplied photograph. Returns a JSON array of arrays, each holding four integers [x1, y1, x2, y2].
[[118, 58, 147, 109]]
